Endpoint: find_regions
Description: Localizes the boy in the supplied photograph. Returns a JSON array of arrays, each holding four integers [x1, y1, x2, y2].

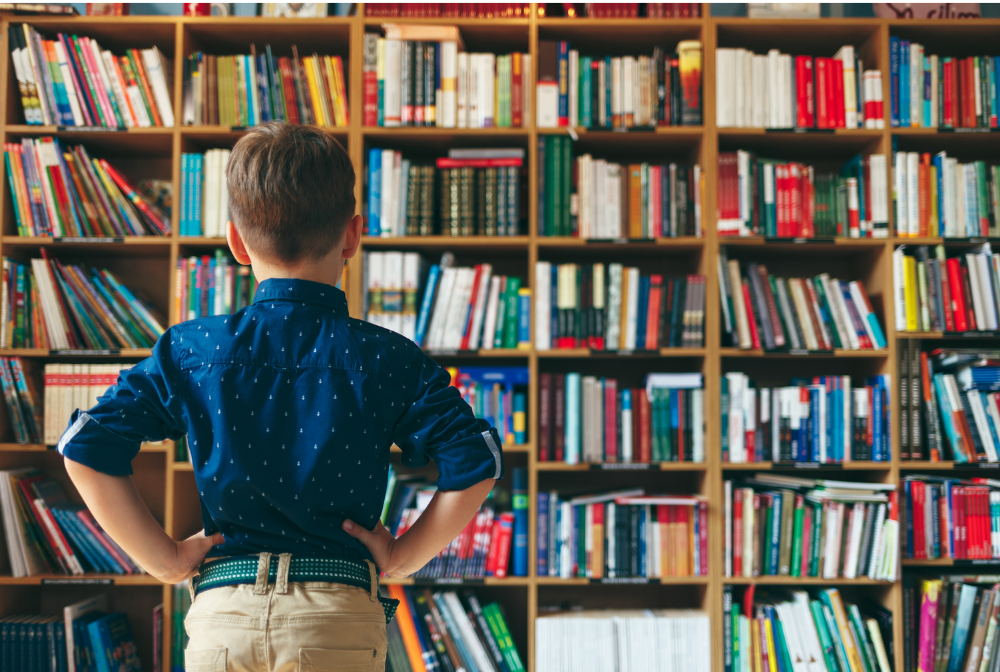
[[59, 122, 502, 671]]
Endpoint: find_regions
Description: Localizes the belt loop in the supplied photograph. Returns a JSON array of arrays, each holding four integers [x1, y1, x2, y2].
[[364, 560, 378, 602], [254, 552, 273, 595], [275, 553, 292, 595]]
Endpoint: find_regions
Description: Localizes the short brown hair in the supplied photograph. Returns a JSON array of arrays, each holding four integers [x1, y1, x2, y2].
[[226, 122, 355, 263]]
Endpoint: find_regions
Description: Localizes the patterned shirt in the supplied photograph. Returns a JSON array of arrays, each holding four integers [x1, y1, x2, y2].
[[57, 278, 504, 563]]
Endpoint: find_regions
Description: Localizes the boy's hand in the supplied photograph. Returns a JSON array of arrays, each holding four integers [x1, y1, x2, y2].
[[342, 520, 406, 577], [159, 530, 226, 584]]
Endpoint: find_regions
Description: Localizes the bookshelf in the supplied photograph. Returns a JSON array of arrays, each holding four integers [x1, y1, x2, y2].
[[1, 6, 1000, 671]]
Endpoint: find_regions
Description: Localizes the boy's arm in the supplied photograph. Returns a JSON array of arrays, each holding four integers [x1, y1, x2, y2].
[[344, 350, 503, 575]]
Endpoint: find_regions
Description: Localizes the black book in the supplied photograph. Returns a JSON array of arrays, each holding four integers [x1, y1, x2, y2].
[[413, 41, 425, 125], [461, 591, 510, 672], [424, 43, 436, 127], [411, 590, 456, 672], [669, 277, 686, 347], [400, 40, 412, 126]]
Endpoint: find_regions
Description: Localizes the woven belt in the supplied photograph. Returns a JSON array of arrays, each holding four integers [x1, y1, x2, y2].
[[192, 555, 398, 623]]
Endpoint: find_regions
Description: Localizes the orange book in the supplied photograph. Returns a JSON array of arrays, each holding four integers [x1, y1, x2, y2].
[[592, 503, 604, 579], [658, 504, 670, 577], [677, 505, 690, 576], [918, 154, 930, 237], [387, 585, 429, 672], [628, 164, 642, 238], [128, 49, 162, 126], [619, 269, 630, 350], [639, 390, 652, 462], [646, 274, 662, 349]]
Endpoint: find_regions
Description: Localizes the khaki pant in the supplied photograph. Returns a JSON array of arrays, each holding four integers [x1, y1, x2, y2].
[[184, 553, 388, 672]]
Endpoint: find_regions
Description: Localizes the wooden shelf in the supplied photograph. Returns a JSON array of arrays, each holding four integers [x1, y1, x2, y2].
[[901, 558, 1000, 567], [723, 576, 892, 585], [1, 348, 154, 358], [722, 461, 891, 471], [900, 460, 1000, 470], [719, 348, 889, 358], [535, 461, 707, 471], [0, 573, 162, 585], [534, 575, 710, 585]]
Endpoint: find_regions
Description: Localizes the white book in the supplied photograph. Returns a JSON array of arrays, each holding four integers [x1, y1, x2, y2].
[[910, 43, 922, 127], [440, 41, 458, 128], [217, 149, 230, 234], [780, 53, 793, 128], [870, 154, 889, 234], [383, 38, 402, 126], [774, 603, 810, 672], [742, 488, 754, 575], [959, 163, 972, 236], [568, 49, 579, 127], [607, 164, 621, 238], [610, 57, 622, 125], [202, 150, 220, 237], [466, 264, 492, 349], [892, 248, 908, 331], [725, 372, 746, 462], [849, 281, 880, 349], [845, 503, 865, 578], [767, 49, 781, 128], [907, 152, 920, 236], [381, 251, 404, 335], [942, 154, 956, 236], [976, 253, 998, 330], [536, 82, 558, 128], [101, 50, 134, 127], [753, 53, 768, 128], [692, 389, 704, 463], [456, 51, 469, 128], [895, 152, 908, 236], [930, 55, 939, 127], [442, 267, 475, 349], [9, 49, 33, 125], [831, 278, 861, 350], [822, 503, 840, 579], [481, 53, 495, 128], [622, 56, 636, 124], [742, 49, 754, 127], [836, 45, 857, 128], [52, 41, 85, 126], [621, 394, 633, 461], [442, 592, 496, 672], [141, 47, 175, 126], [534, 261, 551, 349], [577, 154, 590, 238], [716, 48, 737, 127], [866, 502, 886, 579], [521, 53, 532, 124], [724, 480, 733, 577], [401, 252, 421, 341], [606, 263, 623, 350], [969, 391, 999, 461], [480, 276, 502, 351], [31, 259, 70, 349], [380, 149, 397, 236], [624, 267, 640, 350], [424, 266, 456, 348], [967, 253, 987, 330]]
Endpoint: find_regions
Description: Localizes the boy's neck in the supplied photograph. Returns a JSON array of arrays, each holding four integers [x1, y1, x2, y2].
[[250, 252, 345, 289]]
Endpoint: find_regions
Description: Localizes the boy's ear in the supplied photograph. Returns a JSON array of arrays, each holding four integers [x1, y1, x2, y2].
[[340, 214, 364, 261], [226, 221, 253, 265]]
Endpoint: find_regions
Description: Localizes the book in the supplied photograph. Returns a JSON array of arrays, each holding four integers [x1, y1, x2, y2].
[[87, 611, 141, 672], [368, 3, 530, 16], [892, 155, 999, 238], [3, 137, 171, 237], [0, 356, 43, 444], [448, 366, 530, 446], [178, 149, 230, 237], [722, 372, 892, 464], [175, 251, 259, 323], [904, 577, 1000, 672]]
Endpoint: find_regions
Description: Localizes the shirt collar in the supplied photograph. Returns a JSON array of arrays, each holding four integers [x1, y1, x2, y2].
[[253, 278, 349, 314]]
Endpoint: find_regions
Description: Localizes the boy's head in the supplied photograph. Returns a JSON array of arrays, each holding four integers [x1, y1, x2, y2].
[[226, 122, 358, 267]]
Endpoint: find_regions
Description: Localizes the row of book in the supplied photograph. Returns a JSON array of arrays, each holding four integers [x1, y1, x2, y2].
[[568, 156, 702, 239], [722, 373, 893, 464], [0, 256, 167, 350], [382, 467, 528, 578], [364, 27, 530, 129], [178, 149, 231, 237], [533, 263, 706, 352], [10, 25, 174, 128], [716, 46, 884, 129], [367, 3, 530, 17], [4, 138, 171, 238], [717, 151, 889, 239], [41, 363, 124, 445], [719, 255, 887, 352], [894, 245, 1000, 334], [364, 252, 529, 351], [723, 587, 894, 672], [724, 474, 899, 581], [0, 469, 142, 577], [537, 488, 708, 579], [581, 2, 702, 17], [182, 47, 349, 127], [893, 153, 1000, 238], [176, 252, 260, 322], [447, 367, 529, 446], [890, 39, 999, 129], [536, 609, 710, 672], [386, 587, 525, 672], [367, 149, 524, 237], [543, 41, 703, 129], [538, 372, 705, 464], [903, 578, 1000, 672], [0, 357, 42, 445], [903, 477, 1000, 560]]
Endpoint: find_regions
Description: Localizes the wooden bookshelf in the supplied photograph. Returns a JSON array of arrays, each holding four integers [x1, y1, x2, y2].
[[2, 6, 999, 672]]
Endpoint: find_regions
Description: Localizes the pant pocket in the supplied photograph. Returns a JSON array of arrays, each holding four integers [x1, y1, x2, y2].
[[299, 647, 378, 672], [186, 646, 228, 672]]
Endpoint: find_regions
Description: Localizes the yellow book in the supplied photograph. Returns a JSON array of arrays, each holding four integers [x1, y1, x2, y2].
[[323, 56, 343, 127], [591, 503, 603, 579], [301, 57, 326, 126], [332, 56, 349, 126], [929, 164, 939, 237], [904, 254, 919, 331], [750, 617, 764, 672], [618, 268, 630, 350], [763, 614, 779, 672], [824, 589, 867, 672]]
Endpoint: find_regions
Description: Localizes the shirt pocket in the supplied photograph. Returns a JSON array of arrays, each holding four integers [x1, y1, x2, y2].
[[185, 647, 227, 672], [299, 647, 378, 672]]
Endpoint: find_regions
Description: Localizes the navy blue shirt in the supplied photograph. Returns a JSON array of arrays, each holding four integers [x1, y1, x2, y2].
[[57, 278, 504, 563]]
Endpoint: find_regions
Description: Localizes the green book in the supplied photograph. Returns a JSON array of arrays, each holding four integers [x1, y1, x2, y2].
[[810, 600, 842, 672], [493, 280, 508, 348], [809, 503, 823, 577], [761, 495, 774, 575], [812, 277, 843, 348], [976, 161, 990, 235], [771, 610, 796, 672], [544, 136, 556, 236], [661, 390, 673, 461], [561, 134, 572, 236], [581, 56, 592, 127], [819, 595, 852, 672], [551, 136, 563, 236], [484, 603, 525, 672], [848, 603, 878, 672], [789, 498, 804, 577], [503, 277, 522, 349]]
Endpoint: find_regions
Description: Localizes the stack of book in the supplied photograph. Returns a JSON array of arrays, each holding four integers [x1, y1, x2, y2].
[[890, 39, 999, 128], [537, 488, 708, 579], [541, 41, 703, 129], [538, 372, 704, 464], [179, 149, 231, 237], [382, 467, 526, 579], [0, 255, 167, 350], [722, 373, 892, 464], [386, 587, 525, 672], [719, 253, 887, 351], [534, 263, 707, 351], [892, 152, 999, 238], [183, 46, 348, 127], [0, 614, 67, 670], [716, 45, 883, 129], [4, 138, 171, 237], [448, 367, 529, 446], [904, 578, 1000, 672], [563, 155, 703, 239], [367, 148, 524, 237], [0, 469, 142, 577], [902, 477, 1000, 560], [535, 609, 710, 672], [176, 251, 259, 322], [367, 3, 530, 17], [716, 151, 888, 238], [724, 587, 893, 672], [723, 474, 899, 581], [43, 363, 125, 444], [0, 357, 42, 444], [910, 347, 1000, 463], [894, 245, 1000, 334], [363, 251, 528, 351], [364, 26, 529, 128], [10, 25, 175, 127]]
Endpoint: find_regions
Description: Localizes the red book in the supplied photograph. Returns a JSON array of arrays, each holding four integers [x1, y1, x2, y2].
[[961, 259, 978, 330], [76, 509, 134, 573], [539, 373, 552, 461], [963, 58, 975, 128], [362, 58, 378, 126], [831, 58, 845, 128], [278, 57, 302, 125], [733, 490, 743, 576], [459, 265, 484, 350], [940, 259, 956, 332], [484, 517, 503, 575], [638, 389, 652, 462], [795, 56, 815, 127], [742, 280, 761, 349], [512, 52, 523, 128], [913, 481, 926, 559], [632, 388, 643, 461], [943, 58, 955, 127], [815, 58, 831, 129], [435, 158, 523, 169], [604, 379, 618, 462], [491, 512, 515, 577], [776, 164, 789, 237], [955, 487, 966, 558], [554, 374, 566, 461], [698, 500, 708, 575], [946, 257, 969, 331]]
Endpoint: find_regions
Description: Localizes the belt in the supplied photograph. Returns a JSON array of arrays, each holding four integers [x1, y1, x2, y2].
[[192, 554, 399, 623]]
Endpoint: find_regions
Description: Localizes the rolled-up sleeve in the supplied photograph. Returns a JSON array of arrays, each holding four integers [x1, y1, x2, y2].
[[391, 351, 504, 491], [58, 332, 185, 476]]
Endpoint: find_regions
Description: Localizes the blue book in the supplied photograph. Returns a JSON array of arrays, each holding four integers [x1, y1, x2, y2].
[[604, 56, 612, 125], [565, 373, 581, 464], [557, 41, 569, 125], [550, 265, 558, 345], [809, 387, 820, 462], [512, 467, 528, 577], [244, 55, 257, 126], [873, 376, 885, 460], [635, 276, 649, 349], [768, 607, 790, 672], [923, 56, 932, 127], [900, 40, 910, 127], [179, 153, 189, 236], [934, 152, 946, 227], [413, 264, 440, 346], [257, 54, 271, 122], [367, 148, 382, 236], [514, 392, 527, 444], [947, 585, 982, 672], [517, 289, 530, 347], [537, 492, 549, 577], [50, 508, 109, 574], [720, 376, 729, 459], [581, 56, 592, 127], [768, 493, 781, 574], [193, 154, 205, 236]]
